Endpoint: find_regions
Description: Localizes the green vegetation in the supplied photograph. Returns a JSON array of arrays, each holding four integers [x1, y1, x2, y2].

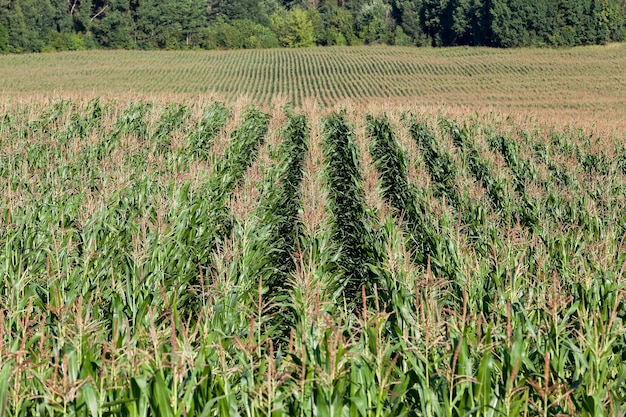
[[1, 99, 625, 415], [0, 0, 625, 52], [323, 113, 379, 302], [259, 113, 309, 298]]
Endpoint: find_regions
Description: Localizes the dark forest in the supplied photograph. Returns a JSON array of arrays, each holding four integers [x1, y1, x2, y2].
[[1, 0, 625, 53]]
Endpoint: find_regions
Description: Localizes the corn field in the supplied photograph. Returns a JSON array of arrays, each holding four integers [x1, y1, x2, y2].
[[0, 99, 625, 416], [2, 46, 626, 131]]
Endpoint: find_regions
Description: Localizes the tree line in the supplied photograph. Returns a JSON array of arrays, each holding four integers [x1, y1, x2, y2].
[[0, 0, 625, 53]]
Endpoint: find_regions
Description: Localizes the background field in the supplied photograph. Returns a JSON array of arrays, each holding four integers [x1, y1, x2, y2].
[[1, 44, 626, 131]]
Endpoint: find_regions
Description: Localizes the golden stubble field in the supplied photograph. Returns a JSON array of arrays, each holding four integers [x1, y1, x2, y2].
[[1, 44, 625, 132]]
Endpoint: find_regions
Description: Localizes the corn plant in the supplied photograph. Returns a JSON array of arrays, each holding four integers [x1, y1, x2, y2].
[[150, 103, 189, 154], [410, 120, 460, 208], [488, 134, 540, 228], [367, 114, 415, 218], [186, 102, 230, 160], [258, 112, 309, 298], [445, 118, 507, 214], [617, 145, 626, 175], [151, 107, 269, 308], [369, 115, 461, 292], [323, 112, 380, 305], [77, 101, 151, 163], [56, 98, 104, 145]]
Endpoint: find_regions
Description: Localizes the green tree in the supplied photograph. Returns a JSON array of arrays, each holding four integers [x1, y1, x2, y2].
[[421, 0, 452, 45], [489, 0, 524, 47], [320, 0, 358, 45], [451, 0, 472, 43], [5, 0, 46, 51], [355, 0, 391, 44], [134, 0, 161, 48], [232, 19, 279, 48], [595, 0, 626, 42], [71, 0, 94, 33], [48, 0, 73, 34], [450, 0, 487, 45], [135, 0, 205, 49], [271, 8, 314, 47], [550, 0, 584, 46], [210, 0, 269, 25], [204, 17, 279, 49], [0, 23, 8, 53], [261, 0, 282, 15], [90, 0, 137, 49], [390, 0, 427, 45], [306, 7, 325, 44], [393, 24, 412, 44], [204, 17, 239, 48]]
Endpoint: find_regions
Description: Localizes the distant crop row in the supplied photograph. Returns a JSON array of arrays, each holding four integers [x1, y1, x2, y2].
[[0, 100, 625, 416], [2, 46, 626, 131]]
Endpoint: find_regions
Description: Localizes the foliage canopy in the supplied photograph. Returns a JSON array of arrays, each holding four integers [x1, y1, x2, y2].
[[0, 0, 624, 52]]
